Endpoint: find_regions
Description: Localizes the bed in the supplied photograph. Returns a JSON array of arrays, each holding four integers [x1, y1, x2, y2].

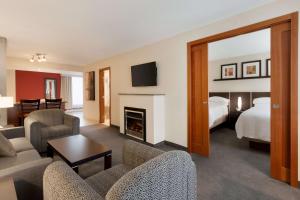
[[209, 96, 229, 129], [235, 97, 270, 142]]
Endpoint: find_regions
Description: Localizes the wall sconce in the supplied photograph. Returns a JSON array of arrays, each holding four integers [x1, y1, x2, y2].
[[236, 96, 242, 111]]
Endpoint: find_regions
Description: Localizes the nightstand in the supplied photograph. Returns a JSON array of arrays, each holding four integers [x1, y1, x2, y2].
[[229, 110, 244, 129]]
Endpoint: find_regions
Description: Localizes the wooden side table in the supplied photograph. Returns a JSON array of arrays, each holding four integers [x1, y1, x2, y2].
[[0, 177, 17, 200]]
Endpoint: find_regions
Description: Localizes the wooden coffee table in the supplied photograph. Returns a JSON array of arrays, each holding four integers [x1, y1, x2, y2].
[[47, 135, 112, 173]]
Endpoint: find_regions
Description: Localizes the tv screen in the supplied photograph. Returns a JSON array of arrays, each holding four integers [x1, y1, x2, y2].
[[131, 62, 157, 87]]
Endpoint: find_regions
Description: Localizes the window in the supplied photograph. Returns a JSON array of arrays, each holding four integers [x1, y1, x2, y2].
[[72, 76, 83, 108]]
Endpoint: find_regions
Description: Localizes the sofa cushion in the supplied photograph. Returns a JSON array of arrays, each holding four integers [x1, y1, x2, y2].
[[41, 125, 72, 139], [0, 149, 41, 170], [29, 109, 64, 126], [9, 138, 34, 152], [0, 132, 16, 157], [85, 164, 132, 197]]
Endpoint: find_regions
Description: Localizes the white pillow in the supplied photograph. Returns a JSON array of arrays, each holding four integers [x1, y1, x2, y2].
[[253, 97, 270, 106], [209, 96, 229, 105]]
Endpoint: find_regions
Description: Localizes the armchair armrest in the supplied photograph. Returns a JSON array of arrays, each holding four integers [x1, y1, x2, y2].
[[0, 158, 52, 200], [43, 161, 103, 200], [24, 117, 45, 151], [64, 114, 80, 135], [123, 140, 164, 168], [0, 127, 25, 139]]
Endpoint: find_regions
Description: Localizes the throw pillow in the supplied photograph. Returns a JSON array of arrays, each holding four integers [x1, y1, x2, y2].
[[0, 132, 16, 157]]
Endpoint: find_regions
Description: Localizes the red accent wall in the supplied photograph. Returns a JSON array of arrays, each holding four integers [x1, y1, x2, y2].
[[15, 70, 61, 102]]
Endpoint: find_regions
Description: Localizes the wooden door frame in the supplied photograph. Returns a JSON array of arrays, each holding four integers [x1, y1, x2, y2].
[[187, 12, 298, 187], [99, 67, 111, 126]]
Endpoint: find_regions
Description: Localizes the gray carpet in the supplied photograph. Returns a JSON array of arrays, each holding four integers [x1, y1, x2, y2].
[[76, 124, 300, 200]]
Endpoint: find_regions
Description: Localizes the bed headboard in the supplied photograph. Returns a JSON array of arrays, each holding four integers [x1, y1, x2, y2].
[[229, 92, 251, 113], [210, 92, 270, 122], [251, 92, 270, 106], [209, 92, 229, 99]]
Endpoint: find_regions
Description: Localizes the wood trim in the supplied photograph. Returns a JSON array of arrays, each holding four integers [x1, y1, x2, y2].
[[290, 12, 298, 187], [187, 12, 298, 187], [188, 12, 296, 46], [187, 42, 192, 153], [99, 67, 111, 126]]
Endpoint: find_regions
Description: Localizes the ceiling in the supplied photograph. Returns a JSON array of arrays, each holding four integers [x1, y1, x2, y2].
[[209, 29, 270, 61], [0, 0, 275, 66]]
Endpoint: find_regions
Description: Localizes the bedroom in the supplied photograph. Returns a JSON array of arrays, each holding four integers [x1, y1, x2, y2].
[[207, 28, 271, 174]]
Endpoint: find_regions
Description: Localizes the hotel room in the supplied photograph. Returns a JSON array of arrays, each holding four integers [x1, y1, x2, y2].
[[0, 1, 299, 200]]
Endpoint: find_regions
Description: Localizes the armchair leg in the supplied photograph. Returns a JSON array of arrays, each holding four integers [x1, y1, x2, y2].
[[47, 145, 54, 158]]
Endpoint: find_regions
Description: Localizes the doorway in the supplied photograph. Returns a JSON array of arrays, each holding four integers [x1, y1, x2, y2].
[[99, 67, 111, 126], [188, 13, 298, 186]]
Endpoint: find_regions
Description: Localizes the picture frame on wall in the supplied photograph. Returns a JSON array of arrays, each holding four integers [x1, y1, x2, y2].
[[221, 63, 237, 79], [85, 71, 95, 101], [45, 78, 57, 99], [241, 60, 261, 78], [266, 58, 271, 76]]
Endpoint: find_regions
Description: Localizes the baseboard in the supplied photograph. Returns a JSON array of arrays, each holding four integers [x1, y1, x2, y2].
[[117, 132, 187, 151], [162, 141, 188, 151], [110, 124, 120, 129]]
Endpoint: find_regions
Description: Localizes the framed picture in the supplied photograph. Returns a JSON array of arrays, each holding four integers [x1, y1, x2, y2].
[[85, 71, 95, 100], [44, 78, 57, 99], [266, 58, 271, 76], [221, 63, 237, 79], [241, 60, 261, 78]]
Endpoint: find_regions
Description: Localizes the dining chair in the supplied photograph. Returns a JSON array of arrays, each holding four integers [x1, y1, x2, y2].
[[45, 98, 62, 109], [19, 99, 40, 125]]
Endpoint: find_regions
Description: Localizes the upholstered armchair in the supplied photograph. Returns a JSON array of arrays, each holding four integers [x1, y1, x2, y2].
[[24, 109, 80, 153], [0, 127, 52, 200], [43, 140, 197, 200]]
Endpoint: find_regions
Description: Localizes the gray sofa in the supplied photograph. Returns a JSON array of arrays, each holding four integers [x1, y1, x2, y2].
[[0, 127, 52, 200], [24, 109, 80, 152], [44, 140, 197, 200]]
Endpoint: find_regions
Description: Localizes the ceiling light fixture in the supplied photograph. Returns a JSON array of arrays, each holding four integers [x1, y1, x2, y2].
[[29, 53, 47, 63], [29, 55, 35, 62]]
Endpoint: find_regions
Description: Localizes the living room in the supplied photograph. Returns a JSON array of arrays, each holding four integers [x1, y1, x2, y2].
[[1, 1, 300, 200]]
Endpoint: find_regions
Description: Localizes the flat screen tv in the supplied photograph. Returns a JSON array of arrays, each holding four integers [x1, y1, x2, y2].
[[131, 62, 157, 87]]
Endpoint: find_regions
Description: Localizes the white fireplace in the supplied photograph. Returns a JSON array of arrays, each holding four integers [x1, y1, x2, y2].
[[119, 94, 165, 145]]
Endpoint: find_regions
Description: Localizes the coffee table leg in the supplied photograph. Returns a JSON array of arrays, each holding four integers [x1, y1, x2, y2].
[[47, 145, 53, 157], [104, 153, 112, 170]]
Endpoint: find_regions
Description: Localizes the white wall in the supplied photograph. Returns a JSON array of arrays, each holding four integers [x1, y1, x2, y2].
[[0, 37, 7, 125], [7, 57, 83, 75], [83, 0, 300, 178], [209, 53, 270, 92]]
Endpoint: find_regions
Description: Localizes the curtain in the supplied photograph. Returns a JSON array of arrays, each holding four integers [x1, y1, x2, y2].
[[61, 76, 72, 110]]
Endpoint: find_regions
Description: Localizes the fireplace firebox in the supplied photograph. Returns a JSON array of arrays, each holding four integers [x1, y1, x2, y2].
[[124, 107, 146, 142]]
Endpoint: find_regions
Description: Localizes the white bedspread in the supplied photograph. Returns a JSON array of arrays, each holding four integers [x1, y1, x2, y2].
[[209, 102, 228, 129], [235, 105, 270, 142]]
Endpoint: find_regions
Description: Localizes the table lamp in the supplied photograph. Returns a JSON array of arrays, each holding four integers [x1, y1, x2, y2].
[[0, 96, 14, 127]]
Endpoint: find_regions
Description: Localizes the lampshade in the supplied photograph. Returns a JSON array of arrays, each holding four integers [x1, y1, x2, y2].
[[0, 96, 14, 108]]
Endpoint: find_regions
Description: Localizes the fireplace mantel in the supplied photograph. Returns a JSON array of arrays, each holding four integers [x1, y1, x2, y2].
[[119, 94, 165, 145]]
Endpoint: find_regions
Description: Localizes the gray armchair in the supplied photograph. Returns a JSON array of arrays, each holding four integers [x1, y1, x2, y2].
[[24, 109, 80, 152], [43, 140, 197, 200]]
